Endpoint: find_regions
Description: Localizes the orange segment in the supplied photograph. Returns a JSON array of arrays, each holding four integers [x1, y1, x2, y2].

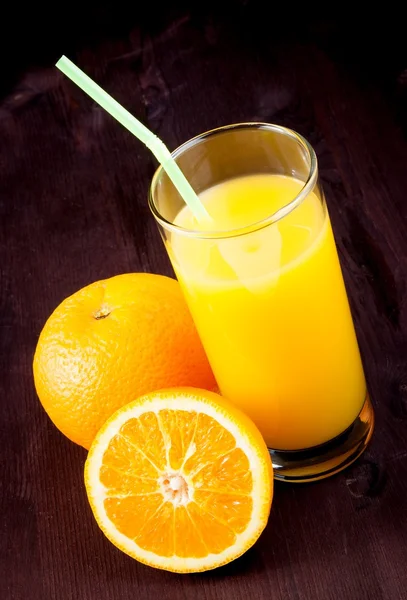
[[193, 491, 253, 534], [104, 494, 163, 539], [158, 409, 199, 471], [192, 447, 253, 494], [101, 434, 158, 479], [183, 413, 236, 475], [136, 501, 175, 557], [85, 388, 273, 573], [174, 505, 208, 558], [120, 414, 168, 471], [99, 467, 159, 496], [185, 501, 237, 555]]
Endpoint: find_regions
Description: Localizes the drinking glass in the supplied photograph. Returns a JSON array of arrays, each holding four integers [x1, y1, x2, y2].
[[149, 123, 374, 482]]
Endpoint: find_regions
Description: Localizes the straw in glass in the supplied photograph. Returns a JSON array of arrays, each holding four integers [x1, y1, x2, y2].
[[56, 55, 209, 220]]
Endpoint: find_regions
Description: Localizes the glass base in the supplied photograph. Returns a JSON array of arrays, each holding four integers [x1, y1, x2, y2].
[[270, 393, 375, 483]]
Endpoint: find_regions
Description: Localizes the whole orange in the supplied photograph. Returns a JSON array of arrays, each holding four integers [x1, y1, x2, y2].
[[33, 273, 217, 449]]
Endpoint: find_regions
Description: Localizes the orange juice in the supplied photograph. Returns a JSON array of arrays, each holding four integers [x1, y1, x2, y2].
[[170, 174, 366, 450]]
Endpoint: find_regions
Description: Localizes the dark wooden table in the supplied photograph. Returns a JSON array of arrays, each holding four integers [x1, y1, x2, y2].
[[2, 5, 407, 600]]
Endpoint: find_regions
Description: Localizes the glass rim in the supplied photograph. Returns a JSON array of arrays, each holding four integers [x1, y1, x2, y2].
[[148, 122, 318, 240]]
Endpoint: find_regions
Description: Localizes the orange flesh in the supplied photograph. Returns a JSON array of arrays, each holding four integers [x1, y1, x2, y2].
[[100, 410, 254, 558]]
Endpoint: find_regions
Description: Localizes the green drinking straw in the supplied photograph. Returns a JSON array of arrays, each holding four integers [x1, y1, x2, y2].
[[56, 55, 208, 220]]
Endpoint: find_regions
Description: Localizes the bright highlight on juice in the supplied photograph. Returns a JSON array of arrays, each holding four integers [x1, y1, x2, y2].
[[170, 174, 366, 450]]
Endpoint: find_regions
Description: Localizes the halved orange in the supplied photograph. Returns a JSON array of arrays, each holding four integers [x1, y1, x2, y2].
[[85, 388, 273, 573]]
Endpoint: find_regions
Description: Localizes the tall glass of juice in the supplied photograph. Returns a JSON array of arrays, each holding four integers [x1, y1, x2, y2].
[[149, 123, 374, 482]]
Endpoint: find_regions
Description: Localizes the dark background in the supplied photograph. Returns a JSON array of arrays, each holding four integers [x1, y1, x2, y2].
[[2, 3, 407, 599]]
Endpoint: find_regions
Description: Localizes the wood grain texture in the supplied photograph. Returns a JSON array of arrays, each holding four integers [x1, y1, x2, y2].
[[1, 5, 407, 600]]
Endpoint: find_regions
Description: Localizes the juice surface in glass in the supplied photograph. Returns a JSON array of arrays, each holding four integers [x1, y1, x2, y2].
[[170, 174, 366, 450]]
